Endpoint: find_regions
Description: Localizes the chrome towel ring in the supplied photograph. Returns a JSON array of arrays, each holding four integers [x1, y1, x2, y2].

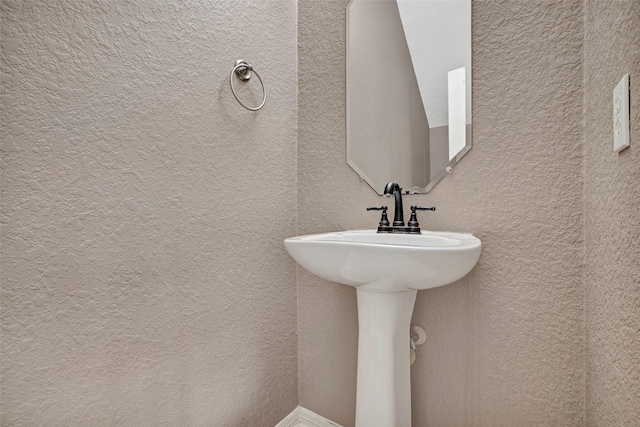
[[229, 60, 267, 111]]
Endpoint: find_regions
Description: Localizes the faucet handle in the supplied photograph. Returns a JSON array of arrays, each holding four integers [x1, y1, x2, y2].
[[367, 206, 390, 227], [412, 206, 436, 212], [408, 205, 436, 228]]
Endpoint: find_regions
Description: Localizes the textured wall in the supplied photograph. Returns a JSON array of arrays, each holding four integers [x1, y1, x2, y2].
[[298, 1, 584, 426], [583, 0, 640, 425], [0, 1, 298, 426]]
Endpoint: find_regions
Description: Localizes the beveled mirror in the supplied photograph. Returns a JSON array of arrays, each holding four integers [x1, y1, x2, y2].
[[346, 0, 472, 194]]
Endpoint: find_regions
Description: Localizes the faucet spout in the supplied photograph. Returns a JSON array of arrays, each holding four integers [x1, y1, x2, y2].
[[383, 181, 404, 226]]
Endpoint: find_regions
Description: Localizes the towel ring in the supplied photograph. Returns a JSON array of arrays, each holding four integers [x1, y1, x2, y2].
[[230, 60, 267, 111]]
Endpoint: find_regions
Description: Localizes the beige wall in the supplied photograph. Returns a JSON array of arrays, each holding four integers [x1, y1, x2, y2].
[[299, 1, 585, 426], [2, 0, 639, 426], [584, 1, 640, 425], [0, 1, 298, 425]]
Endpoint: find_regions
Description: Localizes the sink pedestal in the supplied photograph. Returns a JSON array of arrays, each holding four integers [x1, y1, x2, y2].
[[355, 288, 417, 427]]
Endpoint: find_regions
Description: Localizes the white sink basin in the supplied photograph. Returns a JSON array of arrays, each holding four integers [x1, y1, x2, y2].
[[284, 229, 481, 292]]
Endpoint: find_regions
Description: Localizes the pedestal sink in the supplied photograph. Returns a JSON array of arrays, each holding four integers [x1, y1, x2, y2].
[[285, 230, 481, 427]]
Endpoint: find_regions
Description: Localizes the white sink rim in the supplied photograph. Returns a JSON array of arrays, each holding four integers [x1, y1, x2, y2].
[[285, 229, 481, 292], [286, 229, 479, 249]]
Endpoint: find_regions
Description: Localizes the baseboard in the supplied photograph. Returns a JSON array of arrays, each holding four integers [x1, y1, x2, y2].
[[275, 406, 343, 427]]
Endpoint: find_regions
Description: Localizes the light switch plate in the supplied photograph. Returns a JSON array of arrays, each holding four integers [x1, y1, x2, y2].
[[613, 74, 630, 153]]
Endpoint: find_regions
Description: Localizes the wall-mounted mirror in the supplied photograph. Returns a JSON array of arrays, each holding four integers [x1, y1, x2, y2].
[[346, 0, 472, 194]]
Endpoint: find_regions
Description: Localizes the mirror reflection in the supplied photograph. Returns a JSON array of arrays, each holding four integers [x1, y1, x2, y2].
[[346, 0, 472, 194]]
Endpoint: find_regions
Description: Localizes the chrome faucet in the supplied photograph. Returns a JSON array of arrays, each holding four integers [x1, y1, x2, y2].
[[367, 181, 436, 234]]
